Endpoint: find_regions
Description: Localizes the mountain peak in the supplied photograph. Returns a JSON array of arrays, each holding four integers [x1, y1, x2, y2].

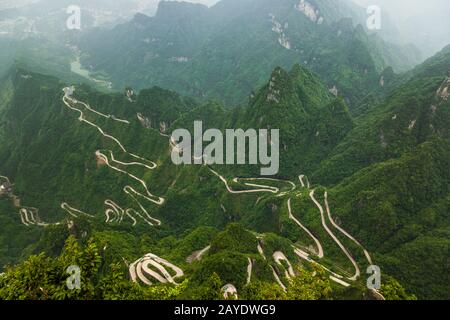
[[265, 66, 293, 105], [156, 0, 209, 19], [132, 12, 151, 24], [244, 64, 333, 134]]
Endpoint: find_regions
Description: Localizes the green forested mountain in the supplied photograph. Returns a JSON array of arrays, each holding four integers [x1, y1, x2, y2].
[[78, 0, 421, 106], [0, 37, 448, 299]]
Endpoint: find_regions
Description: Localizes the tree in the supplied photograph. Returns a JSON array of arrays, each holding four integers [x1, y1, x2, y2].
[[380, 277, 417, 300], [286, 266, 333, 300], [145, 280, 189, 300], [191, 273, 224, 300], [97, 263, 189, 300], [96, 263, 144, 300], [241, 280, 287, 300], [0, 236, 101, 300]]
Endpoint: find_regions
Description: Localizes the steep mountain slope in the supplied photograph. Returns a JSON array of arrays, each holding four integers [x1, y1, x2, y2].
[[233, 64, 353, 176], [310, 47, 450, 298], [329, 138, 449, 299], [313, 46, 450, 185], [78, 0, 419, 106], [0, 68, 193, 223]]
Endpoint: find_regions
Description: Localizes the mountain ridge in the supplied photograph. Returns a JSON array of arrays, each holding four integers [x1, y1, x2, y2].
[[77, 0, 421, 107]]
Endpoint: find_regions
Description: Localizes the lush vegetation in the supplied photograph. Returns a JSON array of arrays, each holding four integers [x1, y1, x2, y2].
[[0, 25, 449, 300]]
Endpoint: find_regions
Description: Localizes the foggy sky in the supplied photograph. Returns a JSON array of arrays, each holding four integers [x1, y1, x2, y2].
[[191, 0, 450, 56], [173, 0, 450, 55], [3, 0, 449, 57], [351, 0, 450, 56], [173, 0, 218, 6], [351, 0, 450, 22]]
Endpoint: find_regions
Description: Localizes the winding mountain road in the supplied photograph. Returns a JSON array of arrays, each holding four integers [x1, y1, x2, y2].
[[129, 253, 184, 286], [309, 190, 360, 281], [298, 175, 310, 188], [187, 245, 211, 263], [96, 150, 163, 206], [61, 202, 95, 218], [208, 170, 371, 286], [287, 198, 324, 258], [246, 257, 253, 285], [222, 284, 238, 299], [270, 266, 287, 291], [61, 87, 374, 288], [1, 175, 61, 227], [234, 177, 296, 192], [62, 87, 163, 227], [208, 167, 280, 194], [324, 192, 373, 265], [19, 207, 55, 227], [273, 251, 295, 279], [104, 199, 124, 223]]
